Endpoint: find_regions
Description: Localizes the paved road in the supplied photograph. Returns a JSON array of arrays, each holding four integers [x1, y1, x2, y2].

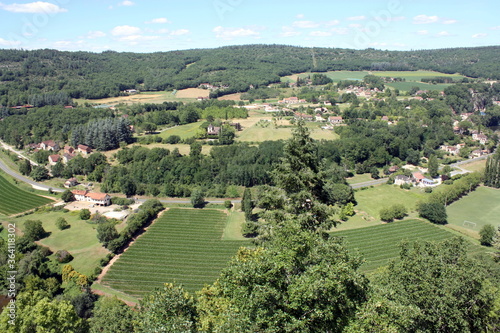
[[0, 157, 64, 192]]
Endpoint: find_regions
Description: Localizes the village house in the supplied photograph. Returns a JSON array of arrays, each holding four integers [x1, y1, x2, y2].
[[207, 124, 221, 135], [278, 97, 306, 104], [48, 154, 60, 166], [315, 114, 326, 122], [328, 116, 344, 125], [71, 190, 111, 206], [294, 112, 313, 121], [388, 165, 399, 174], [264, 105, 280, 112], [64, 146, 75, 155], [440, 145, 459, 156], [470, 149, 484, 158], [394, 175, 411, 186], [62, 153, 74, 164], [124, 89, 138, 94], [64, 178, 78, 188], [40, 140, 60, 151], [472, 133, 488, 145], [78, 144, 92, 155]]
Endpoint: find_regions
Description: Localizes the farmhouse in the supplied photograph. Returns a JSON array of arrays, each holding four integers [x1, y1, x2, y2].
[[40, 140, 60, 151], [328, 116, 344, 125], [78, 144, 92, 155], [124, 89, 138, 94], [64, 178, 78, 188], [207, 124, 221, 135], [394, 175, 411, 186], [294, 112, 313, 121], [472, 133, 488, 145], [71, 190, 111, 206], [278, 97, 306, 104]]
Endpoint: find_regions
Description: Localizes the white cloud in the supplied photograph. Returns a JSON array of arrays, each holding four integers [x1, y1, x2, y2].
[[170, 29, 189, 36], [0, 1, 67, 13], [416, 30, 429, 35], [0, 37, 22, 46], [120, 0, 134, 6], [146, 17, 170, 24], [331, 27, 349, 35], [325, 20, 340, 26], [85, 31, 106, 39], [279, 26, 301, 37], [213, 26, 260, 39], [490, 26, 500, 30], [443, 19, 457, 24], [349, 23, 362, 29], [119, 35, 159, 42], [347, 16, 366, 21], [436, 31, 452, 37], [413, 14, 439, 24], [292, 20, 320, 28], [111, 25, 142, 36], [310, 31, 332, 37], [472, 33, 487, 38], [296, 13, 304, 19]]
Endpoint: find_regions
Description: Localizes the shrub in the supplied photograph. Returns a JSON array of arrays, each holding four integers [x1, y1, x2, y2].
[[55, 250, 73, 263], [224, 200, 232, 209], [80, 209, 91, 220], [479, 224, 496, 246], [55, 217, 69, 230]]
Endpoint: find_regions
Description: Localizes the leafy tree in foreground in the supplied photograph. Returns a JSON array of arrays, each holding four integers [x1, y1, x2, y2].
[[196, 223, 369, 332], [19, 158, 32, 176], [371, 237, 499, 332], [241, 187, 253, 221], [89, 297, 134, 333], [30, 165, 49, 181], [134, 283, 197, 333]]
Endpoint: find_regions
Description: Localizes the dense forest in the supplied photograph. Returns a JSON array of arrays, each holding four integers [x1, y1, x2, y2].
[[0, 45, 499, 105]]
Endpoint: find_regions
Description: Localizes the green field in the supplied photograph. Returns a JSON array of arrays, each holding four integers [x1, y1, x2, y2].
[[332, 219, 482, 272], [282, 70, 465, 91], [236, 124, 339, 142], [352, 185, 428, 222], [156, 122, 203, 140], [101, 208, 249, 297], [447, 186, 500, 232], [15, 211, 110, 276], [0, 174, 54, 215]]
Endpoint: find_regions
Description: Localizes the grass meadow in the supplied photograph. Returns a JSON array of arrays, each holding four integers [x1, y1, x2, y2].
[[15, 210, 109, 276], [351, 185, 428, 223], [446, 186, 500, 232], [0, 173, 54, 215], [101, 208, 249, 297]]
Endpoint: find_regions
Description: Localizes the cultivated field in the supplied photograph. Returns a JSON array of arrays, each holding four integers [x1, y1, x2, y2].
[[101, 208, 249, 297], [332, 219, 483, 272], [447, 186, 500, 232], [158, 122, 204, 140], [0, 174, 54, 215], [175, 88, 209, 99], [236, 122, 339, 142], [282, 70, 465, 91]]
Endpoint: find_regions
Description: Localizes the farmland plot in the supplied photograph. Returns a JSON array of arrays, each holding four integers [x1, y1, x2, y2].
[[332, 219, 483, 272], [0, 174, 53, 215], [102, 208, 249, 297]]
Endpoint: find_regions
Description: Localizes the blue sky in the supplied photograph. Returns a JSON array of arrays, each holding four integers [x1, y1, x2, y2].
[[0, 0, 498, 52]]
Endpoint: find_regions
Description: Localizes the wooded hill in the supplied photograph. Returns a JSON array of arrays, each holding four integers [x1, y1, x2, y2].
[[0, 45, 499, 105]]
